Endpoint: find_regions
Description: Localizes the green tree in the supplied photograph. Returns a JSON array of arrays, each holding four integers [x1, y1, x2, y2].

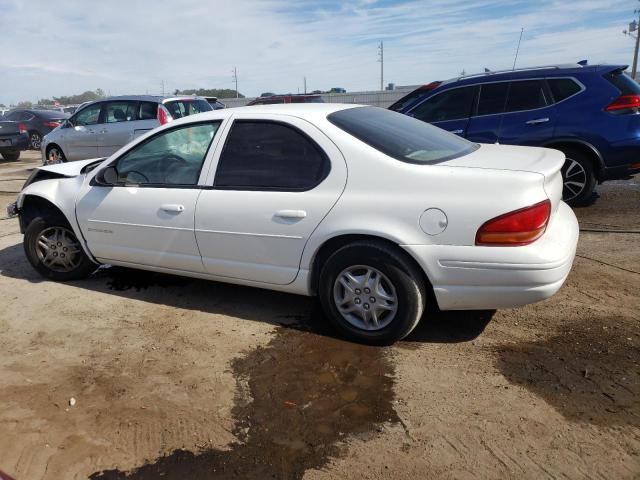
[[174, 88, 243, 98], [17, 101, 33, 108]]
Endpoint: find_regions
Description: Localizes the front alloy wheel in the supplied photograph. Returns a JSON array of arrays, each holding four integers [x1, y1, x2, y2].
[[46, 146, 65, 165], [24, 217, 95, 281]]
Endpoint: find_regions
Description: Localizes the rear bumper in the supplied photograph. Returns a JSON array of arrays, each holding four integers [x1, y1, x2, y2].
[[0, 132, 29, 152], [402, 202, 579, 310]]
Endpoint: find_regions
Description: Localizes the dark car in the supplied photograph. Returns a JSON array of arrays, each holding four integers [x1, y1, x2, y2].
[[1, 109, 69, 151], [247, 94, 324, 105], [0, 119, 29, 161], [393, 63, 640, 205]]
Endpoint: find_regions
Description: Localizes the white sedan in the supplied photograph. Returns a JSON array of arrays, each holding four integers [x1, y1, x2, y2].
[[8, 104, 579, 344]]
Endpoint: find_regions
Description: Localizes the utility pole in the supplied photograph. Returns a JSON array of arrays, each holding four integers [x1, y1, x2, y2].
[[161, 80, 165, 96], [232, 67, 239, 98], [304, 76, 307, 94], [378, 41, 384, 91], [624, 3, 640, 79]]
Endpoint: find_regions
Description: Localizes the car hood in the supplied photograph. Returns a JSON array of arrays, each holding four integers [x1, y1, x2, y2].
[[38, 158, 106, 177], [443, 143, 564, 179]]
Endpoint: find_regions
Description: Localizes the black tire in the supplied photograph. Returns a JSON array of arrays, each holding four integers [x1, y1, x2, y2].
[[560, 148, 596, 206], [24, 216, 96, 281], [45, 145, 65, 164], [29, 131, 42, 150], [1, 151, 20, 161], [318, 241, 427, 345]]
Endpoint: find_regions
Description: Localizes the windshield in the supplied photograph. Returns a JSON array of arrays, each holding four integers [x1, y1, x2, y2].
[[164, 99, 213, 119], [328, 106, 478, 164]]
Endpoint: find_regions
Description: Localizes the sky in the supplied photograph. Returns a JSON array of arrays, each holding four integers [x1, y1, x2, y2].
[[0, 0, 636, 105]]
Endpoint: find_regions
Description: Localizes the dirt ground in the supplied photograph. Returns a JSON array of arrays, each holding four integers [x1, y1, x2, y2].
[[0, 151, 638, 479]]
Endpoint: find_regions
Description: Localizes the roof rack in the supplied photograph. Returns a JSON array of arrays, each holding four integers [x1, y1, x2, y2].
[[444, 63, 584, 84]]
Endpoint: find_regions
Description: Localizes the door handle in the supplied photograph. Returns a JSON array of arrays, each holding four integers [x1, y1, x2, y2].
[[274, 209, 307, 219], [450, 129, 464, 134], [99, 129, 108, 134], [160, 204, 185, 213], [526, 117, 549, 125]]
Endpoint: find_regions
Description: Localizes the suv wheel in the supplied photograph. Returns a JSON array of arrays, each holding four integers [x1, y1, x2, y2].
[[29, 131, 42, 150], [24, 216, 96, 281], [560, 148, 596, 206], [319, 241, 426, 345], [46, 145, 65, 165]]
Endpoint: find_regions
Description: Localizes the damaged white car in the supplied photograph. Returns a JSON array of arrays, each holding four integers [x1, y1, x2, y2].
[[8, 104, 579, 344]]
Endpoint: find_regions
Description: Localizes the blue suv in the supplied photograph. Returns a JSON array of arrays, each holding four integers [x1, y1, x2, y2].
[[392, 63, 640, 205]]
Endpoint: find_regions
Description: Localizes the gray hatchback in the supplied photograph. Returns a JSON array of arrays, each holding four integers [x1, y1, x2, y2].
[[41, 95, 213, 164]]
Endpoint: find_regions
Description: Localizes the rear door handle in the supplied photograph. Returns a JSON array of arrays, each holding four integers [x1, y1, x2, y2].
[[161, 204, 185, 213], [526, 117, 549, 125], [274, 209, 307, 219], [450, 129, 464, 134]]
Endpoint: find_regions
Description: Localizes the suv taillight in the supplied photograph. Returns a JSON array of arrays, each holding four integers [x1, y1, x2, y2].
[[157, 105, 172, 125], [43, 121, 61, 128], [605, 94, 640, 113], [475, 200, 551, 246], [18, 123, 27, 134]]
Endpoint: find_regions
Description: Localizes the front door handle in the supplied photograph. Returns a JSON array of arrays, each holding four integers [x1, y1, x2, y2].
[[160, 204, 185, 213], [526, 117, 549, 125], [274, 209, 307, 219], [450, 129, 464, 134]]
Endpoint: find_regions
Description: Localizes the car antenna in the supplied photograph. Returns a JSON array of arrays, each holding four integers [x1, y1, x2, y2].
[[512, 28, 524, 70]]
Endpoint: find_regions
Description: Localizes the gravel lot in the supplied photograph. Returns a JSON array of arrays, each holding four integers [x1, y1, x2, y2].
[[0, 151, 638, 479]]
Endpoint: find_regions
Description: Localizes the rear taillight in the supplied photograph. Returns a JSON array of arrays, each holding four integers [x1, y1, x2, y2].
[[18, 123, 27, 134], [475, 200, 551, 246], [605, 94, 640, 112], [43, 121, 61, 128], [157, 105, 172, 125]]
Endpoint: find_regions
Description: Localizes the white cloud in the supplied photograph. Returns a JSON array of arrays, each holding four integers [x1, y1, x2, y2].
[[0, 0, 634, 105]]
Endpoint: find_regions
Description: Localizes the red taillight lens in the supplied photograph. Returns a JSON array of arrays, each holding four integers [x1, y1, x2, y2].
[[475, 200, 551, 246], [605, 94, 640, 112], [18, 123, 27, 134], [157, 105, 171, 125], [43, 121, 61, 128]]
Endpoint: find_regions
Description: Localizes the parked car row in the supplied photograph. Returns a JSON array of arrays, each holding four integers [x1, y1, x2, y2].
[[391, 62, 640, 205], [41, 95, 213, 164]]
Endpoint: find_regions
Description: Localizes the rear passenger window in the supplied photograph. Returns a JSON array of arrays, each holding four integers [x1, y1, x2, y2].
[[105, 101, 137, 123], [138, 102, 157, 120], [410, 86, 476, 123], [477, 83, 509, 116], [214, 121, 330, 190], [548, 79, 581, 102], [505, 80, 548, 112]]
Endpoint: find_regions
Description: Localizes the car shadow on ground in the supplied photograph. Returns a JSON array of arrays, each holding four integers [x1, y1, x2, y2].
[[0, 242, 492, 345]]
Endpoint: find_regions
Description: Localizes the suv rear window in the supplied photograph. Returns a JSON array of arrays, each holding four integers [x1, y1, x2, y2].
[[328, 106, 478, 164], [604, 69, 640, 95], [164, 99, 212, 119]]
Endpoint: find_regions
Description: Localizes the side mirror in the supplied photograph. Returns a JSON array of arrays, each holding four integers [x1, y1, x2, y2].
[[95, 165, 119, 185]]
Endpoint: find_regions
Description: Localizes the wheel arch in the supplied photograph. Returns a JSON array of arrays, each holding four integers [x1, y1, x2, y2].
[[18, 193, 97, 263], [307, 233, 435, 298], [541, 139, 604, 179]]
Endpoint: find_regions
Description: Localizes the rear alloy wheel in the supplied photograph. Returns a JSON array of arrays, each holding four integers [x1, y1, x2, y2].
[[24, 217, 96, 281], [29, 132, 42, 150], [46, 145, 65, 165], [319, 241, 426, 344], [560, 149, 596, 206]]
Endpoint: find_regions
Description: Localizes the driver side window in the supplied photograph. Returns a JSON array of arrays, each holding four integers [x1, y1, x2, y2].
[[115, 122, 220, 186]]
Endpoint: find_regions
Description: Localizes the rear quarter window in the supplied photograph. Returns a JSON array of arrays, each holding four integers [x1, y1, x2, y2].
[[548, 78, 582, 102], [604, 69, 640, 95]]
